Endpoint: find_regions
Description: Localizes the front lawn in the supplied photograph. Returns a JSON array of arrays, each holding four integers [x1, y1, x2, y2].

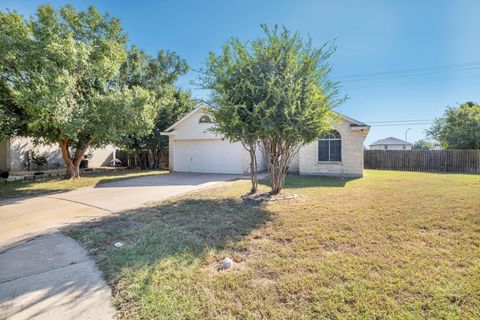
[[0, 169, 167, 199], [65, 170, 480, 319]]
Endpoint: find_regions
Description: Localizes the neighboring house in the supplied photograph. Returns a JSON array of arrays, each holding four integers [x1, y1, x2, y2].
[[0, 137, 116, 172], [161, 105, 370, 177], [369, 137, 413, 150]]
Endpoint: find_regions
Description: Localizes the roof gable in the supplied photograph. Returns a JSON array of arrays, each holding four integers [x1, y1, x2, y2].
[[162, 105, 370, 135], [162, 104, 208, 133]]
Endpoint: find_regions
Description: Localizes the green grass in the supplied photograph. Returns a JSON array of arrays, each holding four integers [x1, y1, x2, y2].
[[0, 169, 167, 199], [65, 170, 480, 319]]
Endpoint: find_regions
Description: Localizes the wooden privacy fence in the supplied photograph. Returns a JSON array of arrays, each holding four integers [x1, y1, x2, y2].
[[116, 150, 169, 169], [364, 150, 480, 173]]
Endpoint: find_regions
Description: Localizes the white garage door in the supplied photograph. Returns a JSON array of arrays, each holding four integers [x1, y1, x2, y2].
[[174, 139, 243, 174]]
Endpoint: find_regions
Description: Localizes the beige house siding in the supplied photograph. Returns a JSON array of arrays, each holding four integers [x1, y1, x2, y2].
[[0, 139, 10, 171], [288, 151, 300, 173], [165, 106, 267, 174], [163, 106, 368, 177], [10, 138, 63, 171], [87, 146, 115, 167], [0, 137, 115, 171], [298, 120, 368, 177], [241, 144, 267, 174]]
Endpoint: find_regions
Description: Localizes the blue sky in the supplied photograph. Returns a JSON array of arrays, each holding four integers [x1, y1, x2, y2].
[[2, 0, 479, 145]]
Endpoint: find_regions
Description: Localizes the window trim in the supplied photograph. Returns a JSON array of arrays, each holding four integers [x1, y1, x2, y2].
[[317, 130, 342, 163], [199, 115, 212, 123]]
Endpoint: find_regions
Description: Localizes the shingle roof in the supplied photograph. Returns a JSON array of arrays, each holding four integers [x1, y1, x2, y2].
[[370, 137, 412, 146]]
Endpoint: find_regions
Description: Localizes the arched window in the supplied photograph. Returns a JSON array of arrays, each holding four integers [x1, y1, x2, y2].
[[318, 130, 341, 162], [199, 115, 212, 123]]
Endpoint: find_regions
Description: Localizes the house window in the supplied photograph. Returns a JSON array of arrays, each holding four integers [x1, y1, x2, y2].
[[403, 145, 406, 150], [199, 115, 212, 123], [318, 130, 341, 162], [384, 145, 388, 150]]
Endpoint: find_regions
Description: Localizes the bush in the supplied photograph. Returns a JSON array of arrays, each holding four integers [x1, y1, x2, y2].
[[30, 151, 48, 168]]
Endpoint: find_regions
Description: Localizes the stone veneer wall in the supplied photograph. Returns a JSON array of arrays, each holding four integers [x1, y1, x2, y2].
[[298, 120, 368, 177]]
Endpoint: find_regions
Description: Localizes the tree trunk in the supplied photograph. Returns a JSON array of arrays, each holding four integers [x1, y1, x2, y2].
[[59, 138, 94, 180], [59, 140, 80, 179], [261, 139, 300, 195], [248, 143, 258, 194]]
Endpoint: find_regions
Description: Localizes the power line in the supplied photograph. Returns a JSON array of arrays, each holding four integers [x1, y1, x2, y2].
[[368, 122, 433, 127], [366, 119, 433, 123], [336, 60, 480, 82], [345, 73, 480, 91]]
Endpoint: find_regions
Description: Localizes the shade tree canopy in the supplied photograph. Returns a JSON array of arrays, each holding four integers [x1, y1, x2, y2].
[[118, 46, 195, 168], [202, 25, 343, 194], [427, 102, 480, 150], [0, 5, 157, 178]]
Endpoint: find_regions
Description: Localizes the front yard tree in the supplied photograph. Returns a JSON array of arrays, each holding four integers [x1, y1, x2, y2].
[[202, 39, 264, 193], [204, 25, 342, 195], [0, 5, 156, 179], [427, 102, 480, 149], [118, 46, 195, 169]]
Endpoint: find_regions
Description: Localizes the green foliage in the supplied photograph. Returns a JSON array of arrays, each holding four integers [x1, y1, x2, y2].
[[118, 46, 195, 166], [427, 102, 480, 149], [202, 25, 343, 193], [30, 151, 48, 167], [0, 5, 157, 177], [412, 139, 437, 150]]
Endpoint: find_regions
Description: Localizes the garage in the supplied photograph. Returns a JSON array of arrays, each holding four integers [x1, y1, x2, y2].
[[173, 139, 244, 174]]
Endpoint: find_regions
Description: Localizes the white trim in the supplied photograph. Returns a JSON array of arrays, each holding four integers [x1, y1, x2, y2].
[[350, 126, 370, 131], [335, 112, 368, 126], [161, 104, 209, 135]]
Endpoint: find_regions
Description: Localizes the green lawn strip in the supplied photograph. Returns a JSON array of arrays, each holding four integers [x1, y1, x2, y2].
[[65, 170, 480, 319], [0, 169, 167, 199]]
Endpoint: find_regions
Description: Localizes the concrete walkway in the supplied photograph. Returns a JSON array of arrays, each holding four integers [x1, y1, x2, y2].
[[0, 173, 242, 320]]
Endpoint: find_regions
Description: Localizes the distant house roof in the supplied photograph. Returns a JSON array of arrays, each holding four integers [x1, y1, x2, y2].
[[370, 137, 412, 146]]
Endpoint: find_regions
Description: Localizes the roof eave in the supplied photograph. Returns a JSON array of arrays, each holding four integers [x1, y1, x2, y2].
[[162, 104, 209, 132]]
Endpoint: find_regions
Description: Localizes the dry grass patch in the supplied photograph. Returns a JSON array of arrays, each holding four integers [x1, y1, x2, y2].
[[65, 170, 480, 319]]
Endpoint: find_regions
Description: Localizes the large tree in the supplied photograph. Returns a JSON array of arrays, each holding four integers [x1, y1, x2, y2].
[[202, 38, 264, 193], [0, 5, 156, 178], [118, 46, 195, 168], [427, 102, 480, 149], [203, 25, 343, 194]]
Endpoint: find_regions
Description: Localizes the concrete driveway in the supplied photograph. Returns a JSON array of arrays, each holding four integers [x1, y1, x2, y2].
[[0, 173, 242, 320]]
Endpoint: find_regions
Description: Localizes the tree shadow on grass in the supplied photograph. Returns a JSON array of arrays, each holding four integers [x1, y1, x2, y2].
[[64, 197, 273, 289]]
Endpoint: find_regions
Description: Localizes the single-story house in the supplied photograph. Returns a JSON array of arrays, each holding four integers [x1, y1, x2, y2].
[[0, 137, 116, 172], [369, 137, 412, 150], [161, 105, 370, 177]]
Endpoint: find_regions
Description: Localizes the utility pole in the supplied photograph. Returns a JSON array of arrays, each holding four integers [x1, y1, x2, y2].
[[405, 128, 411, 142]]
